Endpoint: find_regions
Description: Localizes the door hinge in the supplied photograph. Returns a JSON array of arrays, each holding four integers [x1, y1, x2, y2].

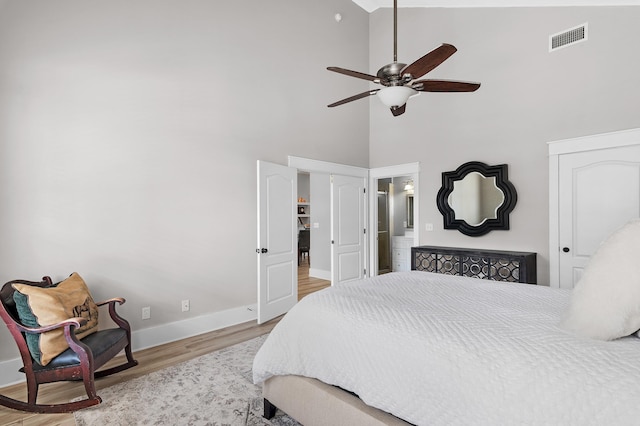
[[331, 240, 334, 244], [363, 188, 366, 194], [364, 268, 366, 275], [363, 228, 366, 234]]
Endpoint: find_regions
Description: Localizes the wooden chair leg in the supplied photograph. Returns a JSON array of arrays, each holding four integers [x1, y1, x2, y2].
[[124, 342, 136, 364], [27, 380, 38, 405], [81, 373, 98, 400]]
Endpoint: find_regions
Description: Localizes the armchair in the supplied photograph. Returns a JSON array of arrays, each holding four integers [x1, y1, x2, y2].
[[0, 274, 138, 413]]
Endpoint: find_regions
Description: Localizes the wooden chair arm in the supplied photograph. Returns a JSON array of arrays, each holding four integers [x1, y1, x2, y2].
[[95, 297, 125, 307], [17, 317, 87, 335], [95, 297, 131, 332], [21, 319, 93, 371], [21, 318, 94, 374]]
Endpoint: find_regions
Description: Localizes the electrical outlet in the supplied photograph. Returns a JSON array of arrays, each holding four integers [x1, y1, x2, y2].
[[181, 299, 190, 312], [142, 306, 151, 320], [425, 223, 434, 231]]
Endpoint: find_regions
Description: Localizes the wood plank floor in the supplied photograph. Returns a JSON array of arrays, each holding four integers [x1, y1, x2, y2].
[[297, 262, 331, 301], [0, 266, 330, 426]]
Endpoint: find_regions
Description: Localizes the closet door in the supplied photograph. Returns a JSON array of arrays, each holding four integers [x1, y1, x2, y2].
[[558, 145, 640, 288]]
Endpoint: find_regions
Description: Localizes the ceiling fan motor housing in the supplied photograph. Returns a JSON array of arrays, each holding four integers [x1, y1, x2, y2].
[[377, 62, 410, 86]]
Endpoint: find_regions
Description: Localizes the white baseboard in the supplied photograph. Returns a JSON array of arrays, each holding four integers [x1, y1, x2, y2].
[[308, 268, 331, 281], [0, 304, 258, 389], [131, 303, 257, 352]]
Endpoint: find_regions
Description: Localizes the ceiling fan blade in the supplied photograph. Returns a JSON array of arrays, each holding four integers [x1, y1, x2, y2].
[[401, 43, 457, 80], [328, 89, 379, 108], [327, 67, 381, 83], [412, 79, 481, 92], [391, 104, 406, 116]]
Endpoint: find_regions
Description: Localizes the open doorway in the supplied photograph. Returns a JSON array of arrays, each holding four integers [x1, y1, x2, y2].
[[296, 171, 330, 299], [369, 163, 419, 277], [257, 157, 369, 323]]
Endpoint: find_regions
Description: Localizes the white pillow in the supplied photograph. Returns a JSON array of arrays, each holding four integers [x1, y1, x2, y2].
[[561, 218, 640, 340]]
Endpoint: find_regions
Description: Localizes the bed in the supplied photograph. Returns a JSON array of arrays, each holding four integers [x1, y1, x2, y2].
[[252, 270, 640, 425]]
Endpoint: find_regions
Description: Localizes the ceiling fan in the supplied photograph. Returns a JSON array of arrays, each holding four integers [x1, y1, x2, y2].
[[327, 0, 480, 117]]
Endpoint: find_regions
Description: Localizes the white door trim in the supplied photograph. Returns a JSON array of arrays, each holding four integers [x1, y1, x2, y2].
[[369, 162, 420, 178], [288, 156, 369, 178], [548, 128, 640, 156], [548, 128, 640, 287]]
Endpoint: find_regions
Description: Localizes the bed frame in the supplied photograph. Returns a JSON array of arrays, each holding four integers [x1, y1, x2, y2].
[[262, 247, 537, 425], [263, 375, 412, 425]]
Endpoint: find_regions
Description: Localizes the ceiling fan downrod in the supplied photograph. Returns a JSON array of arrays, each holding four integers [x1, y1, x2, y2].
[[393, 0, 398, 63]]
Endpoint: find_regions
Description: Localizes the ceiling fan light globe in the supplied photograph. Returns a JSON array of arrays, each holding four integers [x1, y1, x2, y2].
[[377, 86, 418, 108]]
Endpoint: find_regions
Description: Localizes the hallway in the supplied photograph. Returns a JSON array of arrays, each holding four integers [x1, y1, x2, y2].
[[297, 263, 330, 300]]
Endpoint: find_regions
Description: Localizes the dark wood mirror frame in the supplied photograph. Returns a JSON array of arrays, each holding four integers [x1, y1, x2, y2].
[[436, 161, 517, 237]]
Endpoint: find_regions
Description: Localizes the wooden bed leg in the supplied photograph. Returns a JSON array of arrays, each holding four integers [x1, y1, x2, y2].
[[263, 398, 277, 419]]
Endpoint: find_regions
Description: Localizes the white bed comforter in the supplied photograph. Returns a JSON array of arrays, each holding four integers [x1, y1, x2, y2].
[[253, 271, 640, 425]]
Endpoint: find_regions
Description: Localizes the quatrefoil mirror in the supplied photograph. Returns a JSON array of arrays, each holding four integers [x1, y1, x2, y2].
[[436, 161, 517, 236]]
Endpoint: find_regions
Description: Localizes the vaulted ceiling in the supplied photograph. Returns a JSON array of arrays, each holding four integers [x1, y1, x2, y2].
[[353, 0, 640, 12]]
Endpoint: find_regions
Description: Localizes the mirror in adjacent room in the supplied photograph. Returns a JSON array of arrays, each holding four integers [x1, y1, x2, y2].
[[375, 175, 417, 275], [406, 194, 414, 228], [436, 161, 517, 236]]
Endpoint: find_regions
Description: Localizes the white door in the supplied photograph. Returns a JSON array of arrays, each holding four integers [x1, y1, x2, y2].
[[256, 161, 298, 323], [558, 145, 640, 288], [331, 174, 366, 285]]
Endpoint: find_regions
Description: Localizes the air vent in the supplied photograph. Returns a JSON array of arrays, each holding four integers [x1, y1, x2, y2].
[[549, 23, 588, 52]]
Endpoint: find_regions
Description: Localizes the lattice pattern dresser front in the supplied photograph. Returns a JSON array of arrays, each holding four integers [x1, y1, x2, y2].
[[411, 246, 537, 284]]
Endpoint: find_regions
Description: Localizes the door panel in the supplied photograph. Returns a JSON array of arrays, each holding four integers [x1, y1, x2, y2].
[[558, 145, 640, 288], [338, 252, 362, 282], [331, 175, 366, 285], [257, 161, 297, 323]]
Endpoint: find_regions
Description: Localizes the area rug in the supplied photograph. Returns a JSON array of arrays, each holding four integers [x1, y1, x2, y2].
[[74, 334, 299, 425]]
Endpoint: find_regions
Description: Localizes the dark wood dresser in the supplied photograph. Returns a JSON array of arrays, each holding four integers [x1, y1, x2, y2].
[[411, 246, 537, 284]]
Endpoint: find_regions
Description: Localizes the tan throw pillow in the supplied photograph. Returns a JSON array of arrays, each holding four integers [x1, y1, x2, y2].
[[12, 272, 99, 365]]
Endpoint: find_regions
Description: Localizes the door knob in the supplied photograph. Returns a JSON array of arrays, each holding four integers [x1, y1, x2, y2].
[[562, 247, 570, 253], [255, 248, 268, 254]]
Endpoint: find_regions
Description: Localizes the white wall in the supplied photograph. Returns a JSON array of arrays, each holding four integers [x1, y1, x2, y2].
[[368, 6, 640, 284], [297, 173, 310, 206], [0, 0, 370, 367]]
